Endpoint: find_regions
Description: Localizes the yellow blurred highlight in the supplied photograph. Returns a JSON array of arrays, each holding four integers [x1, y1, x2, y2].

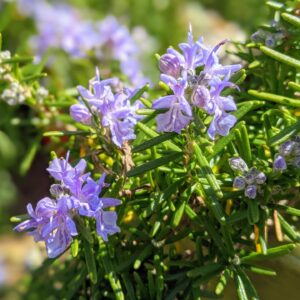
[[225, 199, 233, 215], [124, 210, 134, 223], [99, 153, 114, 167], [254, 224, 262, 253]]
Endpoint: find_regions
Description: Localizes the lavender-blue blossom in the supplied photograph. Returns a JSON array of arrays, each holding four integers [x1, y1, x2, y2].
[[154, 26, 241, 138], [96, 16, 150, 86], [273, 155, 287, 171], [71, 69, 143, 148], [273, 137, 300, 170], [229, 157, 266, 199], [152, 75, 192, 133], [229, 157, 248, 172], [17, 2, 149, 85], [15, 152, 121, 258]]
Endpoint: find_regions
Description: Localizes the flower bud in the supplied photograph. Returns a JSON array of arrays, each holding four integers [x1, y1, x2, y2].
[[265, 35, 275, 48], [279, 140, 295, 157], [255, 171, 266, 185], [70, 103, 92, 125], [159, 54, 181, 78], [229, 157, 248, 172], [273, 155, 287, 171], [245, 185, 257, 199], [233, 176, 246, 190]]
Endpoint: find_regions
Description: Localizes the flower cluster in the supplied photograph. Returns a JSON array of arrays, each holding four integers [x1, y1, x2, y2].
[[70, 69, 143, 148], [17, 1, 149, 86], [273, 137, 300, 171], [229, 157, 266, 199], [97, 16, 149, 86], [251, 21, 286, 48], [0, 49, 48, 106], [14, 152, 121, 258], [153, 26, 241, 139], [0, 50, 29, 105]]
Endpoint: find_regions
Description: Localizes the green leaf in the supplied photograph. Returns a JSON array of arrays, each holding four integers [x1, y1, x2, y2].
[[74, 216, 93, 244], [132, 132, 178, 153], [193, 142, 223, 198], [288, 81, 300, 92], [268, 120, 300, 146], [1, 56, 33, 64], [277, 212, 300, 242], [71, 239, 79, 258], [266, 1, 285, 10], [247, 200, 260, 225], [226, 210, 248, 224], [260, 46, 300, 69], [154, 254, 164, 300], [10, 214, 29, 223], [187, 263, 224, 278], [133, 272, 149, 299], [215, 269, 231, 295], [121, 274, 137, 300], [129, 84, 149, 104], [247, 265, 276, 276], [240, 125, 252, 165], [236, 267, 259, 300], [235, 101, 266, 119], [83, 240, 97, 284], [171, 200, 186, 228], [234, 272, 249, 300], [275, 205, 300, 217], [240, 243, 296, 263], [127, 151, 182, 177], [134, 245, 153, 270], [209, 122, 244, 159], [136, 122, 181, 152], [43, 130, 91, 137], [19, 137, 40, 176], [248, 90, 300, 108], [281, 12, 300, 27]]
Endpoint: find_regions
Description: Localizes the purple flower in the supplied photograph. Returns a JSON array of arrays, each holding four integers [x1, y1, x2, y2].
[[71, 69, 142, 147], [279, 141, 296, 157], [24, 2, 99, 58], [70, 102, 92, 125], [155, 25, 241, 139], [255, 171, 266, 184], [152, 75, 192, 133], [76, 174, 121, 241], [273, 155, 287, 171], [15, 196, 78, 258], [207, 110, 237, 140], [47, 151, 87, 184], [14, 152, 121, 258], [178, 25, 208, 73], [96, 16, 149, 85], [41, 196, 78, 258], [274, 138, 300, 170], [229, 157, 248, 172], [159, 53, 181, 78], [229, 158, 266, 199], [233, 176, 246, 190], [245, 185, 257, 199]]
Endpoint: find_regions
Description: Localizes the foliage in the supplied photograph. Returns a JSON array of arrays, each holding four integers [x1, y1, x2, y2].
[[1, 0, 300, 299]]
